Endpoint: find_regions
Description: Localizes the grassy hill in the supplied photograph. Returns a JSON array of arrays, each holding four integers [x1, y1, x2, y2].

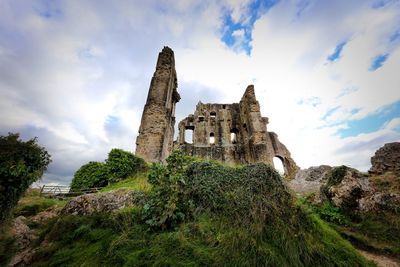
[[1, 152, 376, 266]]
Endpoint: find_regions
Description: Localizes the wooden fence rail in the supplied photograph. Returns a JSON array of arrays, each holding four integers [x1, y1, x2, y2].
[[39, 185, 104, 197]]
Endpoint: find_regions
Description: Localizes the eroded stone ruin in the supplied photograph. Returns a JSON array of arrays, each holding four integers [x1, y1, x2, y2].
[[136, 46, 298, 178]]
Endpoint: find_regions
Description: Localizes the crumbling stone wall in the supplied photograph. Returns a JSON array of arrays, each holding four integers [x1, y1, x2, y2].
[[135, 47, 180, 163], [174, 85, 299, 178], [136, 47, 298, 178]]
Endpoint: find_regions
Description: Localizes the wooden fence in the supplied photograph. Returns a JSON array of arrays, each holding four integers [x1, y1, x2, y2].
[[39, 185, 103, 197]]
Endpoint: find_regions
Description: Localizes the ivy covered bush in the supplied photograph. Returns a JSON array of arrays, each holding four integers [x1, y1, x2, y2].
[[0, 133, 51, 222], [144, 150, 293, 229], [70, 149, 146, 191]]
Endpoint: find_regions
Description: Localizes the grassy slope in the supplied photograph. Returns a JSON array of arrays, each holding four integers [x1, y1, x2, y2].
[[29, 163, 374, 267], [301, 171, 400, 258], [101, 172, 151, 193]]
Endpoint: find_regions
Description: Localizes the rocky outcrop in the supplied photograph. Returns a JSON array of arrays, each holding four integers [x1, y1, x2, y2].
[[11, 216, 35, 251], [288, 165, 332, 194], [359, 192, 400, 213], [61, 189, 145, 215], [9, 207, 60, 267], [369, 142, 400, 175], [319, 165, 400, 213], [320, 166, 371, 211]]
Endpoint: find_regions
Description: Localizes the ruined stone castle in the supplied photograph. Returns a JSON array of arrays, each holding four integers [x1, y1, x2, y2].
[[136, 47, 298, 178]]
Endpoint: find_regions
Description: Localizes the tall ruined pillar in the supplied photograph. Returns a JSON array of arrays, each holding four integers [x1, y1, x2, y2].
[[135, 46, 180, 163], [239, 85, 273, 164]]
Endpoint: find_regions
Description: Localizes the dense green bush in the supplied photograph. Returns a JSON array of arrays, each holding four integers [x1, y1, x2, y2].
[[0, 133, 51, 222], [144, 150, 196, 228], [144, 150, 293, 229], [70, 162, 109, 191], [106, 148, 146, 182], [70, 149, 147, 191]]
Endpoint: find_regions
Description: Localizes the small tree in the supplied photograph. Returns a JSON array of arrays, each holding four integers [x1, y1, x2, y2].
[[0, 133, 51, 222], [70, 161, 109, 191]]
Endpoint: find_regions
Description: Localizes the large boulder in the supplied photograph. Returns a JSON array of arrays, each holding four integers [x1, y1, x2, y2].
[[369, 142, 400, 175], [61, 189, 145, 215], [288, 165, 332, 194], [320, 166, 370, 211]]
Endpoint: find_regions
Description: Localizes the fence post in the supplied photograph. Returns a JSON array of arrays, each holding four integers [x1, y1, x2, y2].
[[40, 185, 45, 197]]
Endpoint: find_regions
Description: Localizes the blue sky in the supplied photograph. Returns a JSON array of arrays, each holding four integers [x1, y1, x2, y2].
[[0, 0, 399, 185]]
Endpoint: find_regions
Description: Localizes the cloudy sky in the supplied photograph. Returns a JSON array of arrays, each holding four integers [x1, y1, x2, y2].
[[1, 0, 399, 185]]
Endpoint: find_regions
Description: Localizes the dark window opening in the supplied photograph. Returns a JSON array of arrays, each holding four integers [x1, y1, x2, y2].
[[198, 116, 205, 122], [210, 112, 216, 118], [222, 105, 226, 109]]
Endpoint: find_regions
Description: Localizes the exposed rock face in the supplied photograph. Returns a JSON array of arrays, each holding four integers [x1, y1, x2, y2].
[[61, 189, 145, 215], [135, 47, 298, 178], [321, 167, 371, 210], [289, 165, 332, 194], [135, 46, 180, 163], [359, 192, 400, 213], [9, 208, 60, 267], [12, 216, 35, 251], [369, 142, 400, 175]]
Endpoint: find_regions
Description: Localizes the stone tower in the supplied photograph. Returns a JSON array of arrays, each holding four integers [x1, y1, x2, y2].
[[135, 46, 180, 163]]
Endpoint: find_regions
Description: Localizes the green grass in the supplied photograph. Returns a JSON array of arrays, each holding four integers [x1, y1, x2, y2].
[[0, 221, 15, 267], [31, 209, 374, 267], [101, 172, 151, 193], [299, 193, 400, 258], [30, 161, 374, 266], [14, 189, 67, 217]]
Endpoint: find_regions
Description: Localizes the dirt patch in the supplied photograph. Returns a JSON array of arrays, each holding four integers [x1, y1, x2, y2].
[[358, 249, 400, 267]]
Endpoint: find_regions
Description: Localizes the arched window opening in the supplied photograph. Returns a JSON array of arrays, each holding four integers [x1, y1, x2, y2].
[[209, 132, 215, 144], [243, 123, 247, 131], [198, 116, 205, 122], [210, 112, 216, 118], [273, 157, 285, 175], [185, 126, 194, 144], [222, 105, 226, 109], [230, 128, 238, 144]]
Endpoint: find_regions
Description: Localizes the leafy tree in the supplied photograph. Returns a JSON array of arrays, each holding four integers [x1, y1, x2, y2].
[[106, 148, 146, 182], [0, 133, 51, 222], [70, 162, 109, 191]]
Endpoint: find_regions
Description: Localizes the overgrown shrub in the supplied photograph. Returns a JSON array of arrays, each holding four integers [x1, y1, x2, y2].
[[70, 162, 109, 191], [0, 133, 51, 222], [144, 150, 196, 228], [143, 150, 293, 229], [106, 148, 146, 182]]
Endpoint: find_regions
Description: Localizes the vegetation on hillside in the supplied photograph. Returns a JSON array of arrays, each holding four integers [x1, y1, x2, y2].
[[27, 151, 373, 266], [301, 167, 400, 258]]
